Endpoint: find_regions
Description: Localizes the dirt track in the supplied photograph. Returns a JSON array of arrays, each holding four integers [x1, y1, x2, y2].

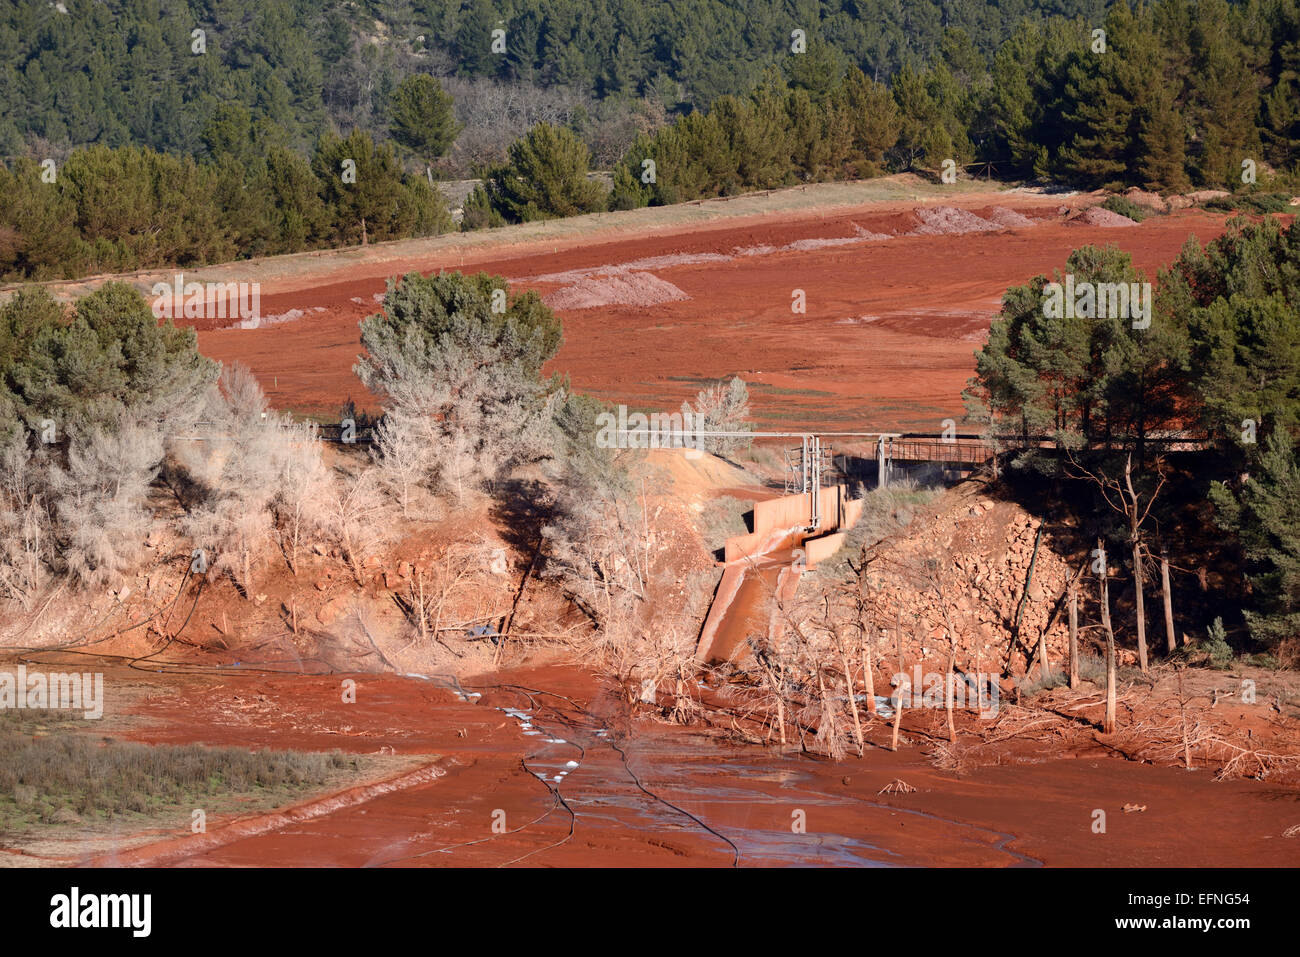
[[174, 185, 1237, 431]]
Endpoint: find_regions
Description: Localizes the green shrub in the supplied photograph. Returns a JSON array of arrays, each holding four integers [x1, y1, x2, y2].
[[1202, 617, 1235, 668], [1205, 192, 1292, 214], [0, 719, 358, 830], [1101, 195, 1150, 222], [461, 184, 504, 230], [698, 495, 752, 551], [1241, 193, 1292, 213]]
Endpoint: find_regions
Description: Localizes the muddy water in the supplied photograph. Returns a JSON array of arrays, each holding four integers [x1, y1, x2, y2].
[[105, 668, 1023, 867], [704, 552, 793, 666], [97, 664, 1298, 868]]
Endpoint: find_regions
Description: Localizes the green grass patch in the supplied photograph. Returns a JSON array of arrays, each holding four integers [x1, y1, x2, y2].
[[0, 711, 361, 831], [810, 479, 943, 580], [1204, 192, 1293, 214], [744, 382, 838, 399]]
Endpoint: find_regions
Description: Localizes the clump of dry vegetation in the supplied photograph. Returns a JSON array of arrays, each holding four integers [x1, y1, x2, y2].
[[0, 275, 553, 622], [0, 273, 723, 688]]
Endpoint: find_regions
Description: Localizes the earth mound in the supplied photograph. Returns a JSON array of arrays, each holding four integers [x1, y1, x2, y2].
[[1069, 206, 1137, 227], [910, 206, 1003, 235], [1123, 188, 1168, 213], [543, 272, 690, 310], [984, 206, 1036, 229], [858, 483, 1079, 674]]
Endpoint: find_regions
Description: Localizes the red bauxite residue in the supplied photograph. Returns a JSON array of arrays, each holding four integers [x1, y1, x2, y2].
[[74, 664, 1300, 868], [188, 197, 1232, 432]]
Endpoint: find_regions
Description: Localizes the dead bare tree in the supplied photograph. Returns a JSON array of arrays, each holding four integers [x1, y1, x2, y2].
[[0, 432, 50, 608], [544, 476, 654, 644], [825, 597, 865, 757], [326, 468, 392, 585], [1068, 451, 1168, 674], [760, 580, 861, 761], [840, 558, 886, 717], [396, 539, 500, 652], [439, 78, 590, 176], [813, 668, 850, 761], [1097, 539, 1118, 734], [749, 640, 792, 745], [891, 672, 909, 751], [1159, 542, 1177, 653], [1068, 574, 1080, 689], [942, 607, 958, 743], [371, 407, 437, 517], [850, 578, 879, 717], [272, 421, 332, 575]]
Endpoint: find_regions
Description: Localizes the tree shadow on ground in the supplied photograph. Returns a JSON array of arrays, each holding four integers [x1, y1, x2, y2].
[[489, 478, 555, 557]]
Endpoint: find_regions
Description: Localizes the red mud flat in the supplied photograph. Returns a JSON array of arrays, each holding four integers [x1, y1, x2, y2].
[[63, 664, 1300, 868], [186, 194, 1243, 432]]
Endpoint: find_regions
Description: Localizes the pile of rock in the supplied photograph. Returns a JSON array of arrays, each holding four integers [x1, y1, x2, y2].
[[857, 488, 1077, 677]]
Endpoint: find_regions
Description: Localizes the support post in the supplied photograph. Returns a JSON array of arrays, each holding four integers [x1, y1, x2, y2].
[[807, 435, 821, 530]]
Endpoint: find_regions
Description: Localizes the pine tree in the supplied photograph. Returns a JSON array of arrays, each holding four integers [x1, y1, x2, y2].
[[389, 74, 461, 181], [988, 24, 1043, 176], [264, 145, 332, 252], [1178, 218, 1300, 451], [455, 0, 499, 77], [0, 159, 82, 281], [1054, 6, 1149, 188], [1210, 431, 1300, 644], [355, 272, 563, 499], [357, 271, 562, 383], [1137, 82, 1191, 192], [481, 123, 608, 222], [1, 284, 216, 438], [834, 67, 901, 177], [609, 157, 651, 210], [1261, 0, 1300, 169], [890, 64, 943, 170], [785, 41, 848, 103], [312, 129, 449, 244], [1185, 0, 1262, 187]]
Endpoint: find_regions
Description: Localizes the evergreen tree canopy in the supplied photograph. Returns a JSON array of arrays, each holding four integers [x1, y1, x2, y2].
[[0, 284, 217, 439], [311, 129, 452, 244], [970, 219, 1300, 648], [479, 123, 607, 222], [389, 74, 461, 171], [356, 270, 563, 388]]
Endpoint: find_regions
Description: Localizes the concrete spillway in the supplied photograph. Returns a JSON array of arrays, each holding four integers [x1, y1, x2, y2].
[[696, 485, 862, 665]]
